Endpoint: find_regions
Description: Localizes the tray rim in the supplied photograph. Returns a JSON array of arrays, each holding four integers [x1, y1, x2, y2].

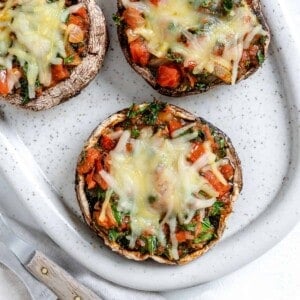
[[0, 0, 299, 292]]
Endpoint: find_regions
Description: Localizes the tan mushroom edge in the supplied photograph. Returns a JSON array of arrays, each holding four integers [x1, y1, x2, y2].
[[116, 0, 270, 97], [75, 103, 243, 265], [2, 0, 108, 111]]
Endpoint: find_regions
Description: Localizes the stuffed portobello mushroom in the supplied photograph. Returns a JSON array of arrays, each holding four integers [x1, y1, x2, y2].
[[76, 102, 242, 264], [0, 0, 107, 110], [115, 0, 270, 97]]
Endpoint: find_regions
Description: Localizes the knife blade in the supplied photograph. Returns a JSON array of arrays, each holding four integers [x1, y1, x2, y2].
[[0, 211, 102, 300]]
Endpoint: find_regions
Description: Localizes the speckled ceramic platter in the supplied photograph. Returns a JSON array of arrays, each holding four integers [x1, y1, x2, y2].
[[0, 0, 299, 292]]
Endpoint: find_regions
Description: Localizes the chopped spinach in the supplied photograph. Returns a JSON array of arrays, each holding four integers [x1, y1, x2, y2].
[[118, 233, 130, 248], [63, 55, 74, 64], [131, 127, 140, 139], [20, 78, 30, 105], [213, 131, 227, 158], [146, 236, 157, 255], [217, 137, 225, 149], [84, 187, 106, 210], [111, 204, 122, 225], [35, 79, 41, 88], [108, 229, 119, 242], [97, 188, 106, 201], [223, 0, 233, 12], [194, 232, 215, 243], [201, 217, 212, 230], [148, 195, 157, 204], [22, 62, 28, 73], [210, 201, 224, 216], [190, 0, 213, 9], [112, 13, 121, 26], [199, 190, 210, 198], [141, 102, 166, 125], [257, 50, 265, 65], [177, 127, 194, 138], [195, 82, 207, 91], [166, 50, 184, 63], [194, 217, 215, 243], [190, 22, 214, 35], [260, 35, 267, 45], [217, 148, 227, 158], [197, 130, 205, 141], [180, 223, 196, 232], [127, 103, 144, 119], [168, 22, 177, 31]]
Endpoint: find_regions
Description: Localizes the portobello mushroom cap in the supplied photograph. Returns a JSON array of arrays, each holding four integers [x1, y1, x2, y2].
[[1, 0, 108, 111], [116, 0, 270, 97], [75, 102, 243, 265]]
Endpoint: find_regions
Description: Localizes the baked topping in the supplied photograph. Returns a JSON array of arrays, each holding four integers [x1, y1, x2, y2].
[[119, 0, 269, 91], [77, 102, 237, 261], [0, 0, 88, 103]]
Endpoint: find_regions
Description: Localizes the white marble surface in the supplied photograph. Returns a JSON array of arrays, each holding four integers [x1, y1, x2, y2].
[[0, 0, 299, 299]]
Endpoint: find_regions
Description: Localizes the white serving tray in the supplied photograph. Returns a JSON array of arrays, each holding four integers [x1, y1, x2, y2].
[[0, 0, 299, 291]]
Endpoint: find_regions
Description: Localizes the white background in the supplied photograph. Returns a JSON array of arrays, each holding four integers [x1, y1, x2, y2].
[[0, 1, 299, 299]]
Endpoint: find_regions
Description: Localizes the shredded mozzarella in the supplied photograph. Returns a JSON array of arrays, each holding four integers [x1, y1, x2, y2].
[[122, 0, 268, 84], [0, 0, 80, 98], [105, 126, 222, 253]]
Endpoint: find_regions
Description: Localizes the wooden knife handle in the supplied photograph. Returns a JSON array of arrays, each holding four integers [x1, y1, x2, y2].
[[26, 251, 102, 300]]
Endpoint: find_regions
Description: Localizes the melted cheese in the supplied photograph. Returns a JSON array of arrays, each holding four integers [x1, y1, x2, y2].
[[0, 0, 70, 98], [105, 128, 218, 259], [122, 0, 268, 84]]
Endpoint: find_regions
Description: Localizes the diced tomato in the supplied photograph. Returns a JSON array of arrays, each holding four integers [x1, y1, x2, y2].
[[93, 172, 108, 190], [202, 125, 217, 150], [68, 15, 85, 30], [123, 7, 145, 29], [249, 44, 259, 57], [77, 148, 101, 175], [100, 135, 116, 151], [150, 0, 160, 5], [189, 142, 205, 163], [168, 119, 182, 134], [7, 68, 22, 92], [103, 153, 111, 172], [121, 217, 129, 231], [240, 50, 250, 66], [129, 39, 150, 66], [158, 109, 173, 123], [95, 159, 103, 172], [186, 61, 196, 71], [157, 65, 181, 88], [176, 231, 193, 243], [74, 7, 88, 20], [51, 64, 70, 83], [126, 142, 133, 152], [220, 164, 234, 180], [0, 70, 9, 95], [92, 159, 108, 190], [93, 207, 117, 229], [67, 24, 84, 43], [86, 170, 96, 189], [204, 170, 231, 197]]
